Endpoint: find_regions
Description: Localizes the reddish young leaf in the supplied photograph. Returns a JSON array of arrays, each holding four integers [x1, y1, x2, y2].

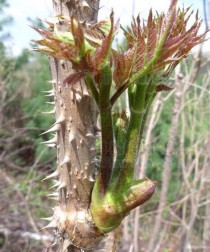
[[71, 16, 85, 56], [124, 2, 206, 78], [113, 47, 135, 87], [91, 11, 118, 71], [63, 72, 85, 86], [147, 10, 158, 59]]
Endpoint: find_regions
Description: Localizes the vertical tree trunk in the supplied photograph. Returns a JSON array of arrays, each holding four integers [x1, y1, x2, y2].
[[44, 1, 116, 251]]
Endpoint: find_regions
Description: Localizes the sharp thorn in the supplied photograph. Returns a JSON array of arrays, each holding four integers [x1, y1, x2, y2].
[[47, 192, 59, 197], [41, 135, 57, 145], [53, 114, 65, 125], [89, 176, 95, 182], [69, 132, 76, 143], [40, 124, 61, 135], [42, 109, 55, 114], [43, 170, 59, 181], [56, 182, 67, 191], [44, 143, 56, 148], [40, 220, 57, 230], [82, 1, 90, 8], [61, 154, 70, 166], [50, 180, 61, 189], [45, 93, 54, 97], [86, 132, 95, 138], [46, 101, 55, 105], [75, 93, 82, 102], [41, 216, 54, 221], [47, 80, 56, 84], [42, 89, 54, 94]]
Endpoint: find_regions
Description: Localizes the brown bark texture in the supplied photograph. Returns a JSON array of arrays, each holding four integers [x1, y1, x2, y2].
[[45, 1, 118, 251]]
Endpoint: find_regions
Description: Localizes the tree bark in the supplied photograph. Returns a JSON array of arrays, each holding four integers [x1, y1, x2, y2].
[[44, 1, 117, 251]]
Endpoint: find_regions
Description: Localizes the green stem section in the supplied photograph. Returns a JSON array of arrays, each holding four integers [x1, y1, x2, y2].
[[113, 78, 148, 190], [90, 3, 177, 234], [110, 83, 128, 106], [137, 75, 158, 150], [91, 74, 158, 234], [91, 177, 156, 233], [97, 64, 114, 195], [138, 91, 156, 150], [85, 75, 99, 106]]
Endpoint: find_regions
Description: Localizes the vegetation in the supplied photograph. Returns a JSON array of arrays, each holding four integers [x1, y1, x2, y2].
[[0, 2, 56, 250], [0, 0, 209, 251]]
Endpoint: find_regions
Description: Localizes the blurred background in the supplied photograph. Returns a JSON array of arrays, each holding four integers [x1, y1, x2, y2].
[[0, 0, 210, 251]]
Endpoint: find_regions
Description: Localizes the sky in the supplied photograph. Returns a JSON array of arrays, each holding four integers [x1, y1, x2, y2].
[[3, 0, 208, 55]]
